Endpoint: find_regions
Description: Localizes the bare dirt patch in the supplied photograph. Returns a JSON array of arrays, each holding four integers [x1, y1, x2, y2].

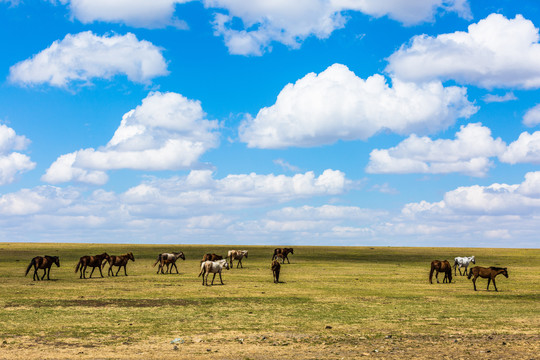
[[0, 333, 538, 359]]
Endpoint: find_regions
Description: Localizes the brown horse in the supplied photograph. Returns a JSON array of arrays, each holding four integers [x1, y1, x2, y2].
[[105, 252, 135, 276], [272, 248, 294, 264], [153, 252, 185, 274], [468, 266, 508, 291], [25, 255, 60, 281], [429, 260, 453, 284], [201, 253, 223, 262], [271, 260, 281, 283], [75, 253, 109, 279]]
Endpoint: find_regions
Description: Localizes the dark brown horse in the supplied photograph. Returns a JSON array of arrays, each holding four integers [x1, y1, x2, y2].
[[153, 252, 185, 274], [272, 248, 294, 264], [105, 252, 135, 276], [271, 260, 281, 283], [201, 253, 223, 262], [468, 266, 508, 291], [429, 260, 453, 284], [75, 253, 109, 279], [25, 255, 60, 281]]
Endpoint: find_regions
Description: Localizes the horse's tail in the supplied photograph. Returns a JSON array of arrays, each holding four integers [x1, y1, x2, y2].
[[198, 263, 205, 277], [75, 259, 82, 273], [429, 264, 434, 284], [153, 255, 161, 267], [25, 258, 34, 276]]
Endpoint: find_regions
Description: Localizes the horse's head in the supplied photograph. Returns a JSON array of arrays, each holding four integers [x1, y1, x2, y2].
[[243, 250, 248, 258], [54, 256, 60, 267], [223, 260, 230, 270], [179, 252, 186, 261], [471, 256, 476, 264], [129, 252, 135, 261], [502, 268, 508, 278]]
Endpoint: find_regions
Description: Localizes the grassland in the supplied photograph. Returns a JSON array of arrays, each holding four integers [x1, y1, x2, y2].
[[0, 243, 538, 359]]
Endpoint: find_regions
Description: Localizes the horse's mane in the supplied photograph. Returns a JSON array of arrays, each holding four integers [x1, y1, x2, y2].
[[489, 266, 506, 270]]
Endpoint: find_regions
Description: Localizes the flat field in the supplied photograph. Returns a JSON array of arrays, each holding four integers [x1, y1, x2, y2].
[[0, 243, 538, 359]]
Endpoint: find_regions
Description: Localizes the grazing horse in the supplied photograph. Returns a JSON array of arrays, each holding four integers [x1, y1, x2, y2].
[[429, 260, 453, 284], [272, 248, 294, 264], [228, 250, 248, 268], [25, 255, 60, 281], [201, 253, 223, 263], [271, 260, 281, 283], [198, 259, 229, 286], [454, 256, 475, 276], [468, 266, 508, 291], [105, 252, 135, 276], [153, 252, 185, 274], [75, 253, 109, 279]]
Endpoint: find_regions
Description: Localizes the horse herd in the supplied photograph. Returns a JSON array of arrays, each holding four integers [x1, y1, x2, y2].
[[24, 250, 509, 291], [24, 247, 295, 286], [429, 255, 509, 291]]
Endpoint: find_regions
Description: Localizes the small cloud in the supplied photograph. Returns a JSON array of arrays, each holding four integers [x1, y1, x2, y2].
[[273, 159, 300, 172], [523, 104, 540, 127], [483, 92, 517, 103], [370, 183, 399, 194]]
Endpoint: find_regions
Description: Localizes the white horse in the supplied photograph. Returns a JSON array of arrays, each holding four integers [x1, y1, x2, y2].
[[198, 259, 229, 286], [454, 256, 475, 276], [228, 250, 248, 268]]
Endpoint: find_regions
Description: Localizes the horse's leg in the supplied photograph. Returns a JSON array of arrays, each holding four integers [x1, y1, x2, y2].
[[89, 266, 96, 278], [492, 277, 498, 292], [123, 265, 128, 276], [47, 267, 52, 280], [286, 255, 290, 264], [98, 265, 104, 278], [239, 259, 243, 268], [173, 262, 179, 274], [82, 264, 87, 279], [33, 265, 39, 281], [41, 268, 47, 280], [211, 273, 216, 285], [219, 272, 224, 285], [458, 266, 462, 276], [472, 276, 477, 291], [435, 271, 440, 284], [116, 266, 122, 276]]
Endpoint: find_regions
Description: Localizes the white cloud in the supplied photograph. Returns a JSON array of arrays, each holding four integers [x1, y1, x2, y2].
[[240, 64, 477, 149], [268, 204, 387, 221], [42, 92, 219, 184], [0, 186, 79, 216], [499, 131, 540, 164], [0, 124, 35, 185], [123, 169, 349, 209], [0, 169, 352, 242], [208, 0, 470, 55], [387, 14, 540, 89], [403, 171, 540, 216], [523, 104, 540, 127], [45, 1, 469, 56], [366, 123, 506, 177], [482, 92, 517, 103], [9, 31, 168, 88], [58, 0, 189, 28], [385, 172, 540, 246]]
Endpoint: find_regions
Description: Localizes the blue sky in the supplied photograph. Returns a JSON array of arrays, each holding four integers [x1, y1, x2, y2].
[[1, 0, 540, 247]]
